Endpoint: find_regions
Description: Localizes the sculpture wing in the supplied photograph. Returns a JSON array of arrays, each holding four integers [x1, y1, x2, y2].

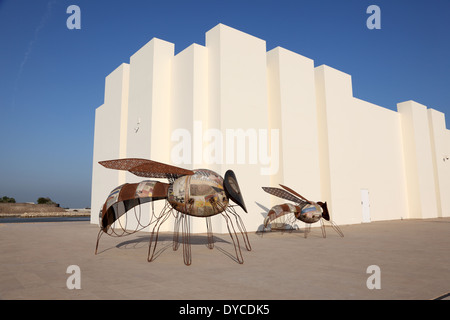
[[261, 186, 308, 205], [99, 158, 195, 179], [279, 184, 313, 204]]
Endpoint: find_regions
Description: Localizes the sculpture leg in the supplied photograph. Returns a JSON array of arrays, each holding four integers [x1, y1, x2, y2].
[[330, 220, 344, 237], [320, 219, 327, 238], [181, 214, 192, 266], [173, 212, 181, 251], [228, 207, 251, 251], [222, 211, 244, 264], [206, 216, 214, 250], [304, 223, 311, 238], [95, 229, 104, 255], [147, 203, 172, 262]]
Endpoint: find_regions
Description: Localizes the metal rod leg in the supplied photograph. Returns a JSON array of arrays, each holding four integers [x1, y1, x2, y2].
[[304, 223, 311, 238], [229, 209, 251, 251], [222, 212, 244, 264], [147, 206, 171, 262], [182, 214, 192, 266], [321, 219, 327, 238], [173, 212, 181, 251], [330, 220, 344, 237], [95, 229, 104, 255], [206, 216, 214, 249]]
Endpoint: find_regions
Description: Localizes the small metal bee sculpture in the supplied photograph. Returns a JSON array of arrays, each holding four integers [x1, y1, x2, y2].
[[95, 158, 251, 265], [262, 184, 344, 238]]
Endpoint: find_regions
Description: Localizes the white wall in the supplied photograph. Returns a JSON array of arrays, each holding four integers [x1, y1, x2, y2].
[[123, 38, 174, 231], [205, 24, 272, 232], [446, 128, 450, 217], [91, 63, 129, 224], [315, 65, 355, 224], [170, 43, 209, 233], [92, 23, 450, 233], [267, 47, 321, 205], [351, 98, 407, 223], [315, 65, 407, 225], [427, 109, 450, 217], [398, 101, 438, 219], [126, 38, 173, 165]]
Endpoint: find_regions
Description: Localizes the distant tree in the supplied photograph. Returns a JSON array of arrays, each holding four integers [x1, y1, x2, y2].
[[1, 196, 16, 203], [37, 197, 56, 205]]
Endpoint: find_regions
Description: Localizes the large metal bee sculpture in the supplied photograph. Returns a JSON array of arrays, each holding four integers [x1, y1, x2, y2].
[[94, 158, 251, 265], [262, 184, 344, 238]]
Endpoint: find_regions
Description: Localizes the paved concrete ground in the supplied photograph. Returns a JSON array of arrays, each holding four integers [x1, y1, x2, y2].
[[0, 218, 449, 300]]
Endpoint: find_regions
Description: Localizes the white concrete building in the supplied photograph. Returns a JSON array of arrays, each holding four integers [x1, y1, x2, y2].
[[91, 24, 450, 233]]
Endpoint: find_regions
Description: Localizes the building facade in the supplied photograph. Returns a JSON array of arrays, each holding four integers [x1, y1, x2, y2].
[[91, 24, 450, 233]]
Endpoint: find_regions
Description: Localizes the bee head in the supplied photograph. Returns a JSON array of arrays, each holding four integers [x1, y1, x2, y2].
[[317, 201, 330, 221]]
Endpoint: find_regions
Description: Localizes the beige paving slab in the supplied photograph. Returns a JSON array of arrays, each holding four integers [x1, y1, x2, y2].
[[0, 218, 449, 300]]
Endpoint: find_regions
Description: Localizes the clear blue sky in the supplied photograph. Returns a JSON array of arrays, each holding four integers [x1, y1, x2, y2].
[[1, 0, 449, 208]]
